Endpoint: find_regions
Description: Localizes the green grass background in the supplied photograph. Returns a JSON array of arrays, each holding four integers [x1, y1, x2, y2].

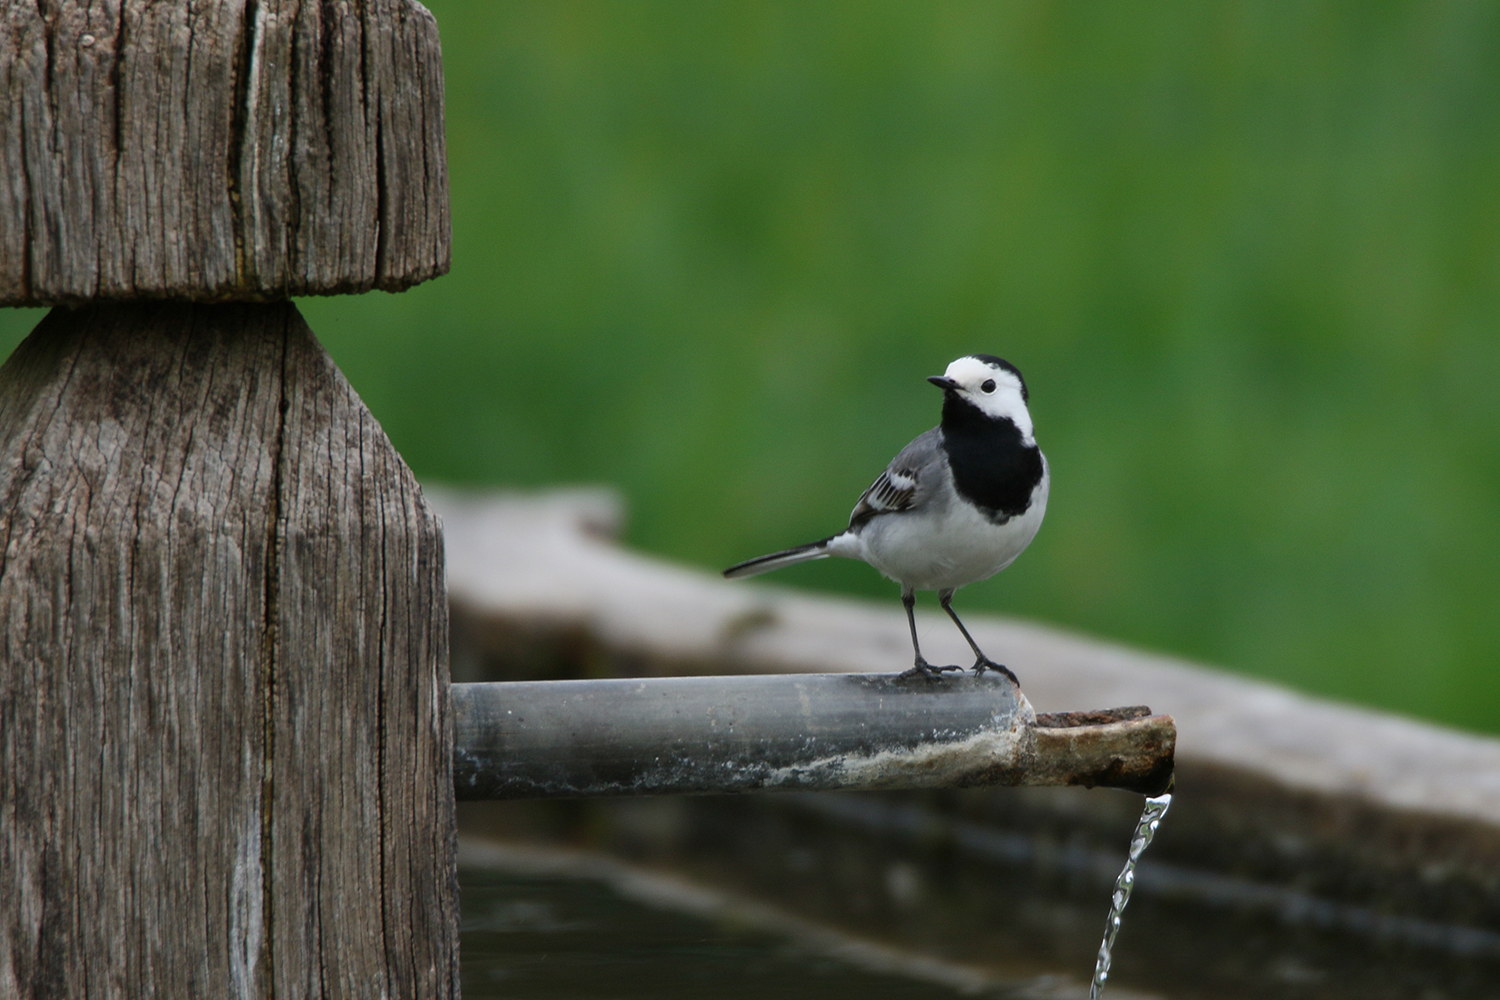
[[3, 1, 1498, 730]]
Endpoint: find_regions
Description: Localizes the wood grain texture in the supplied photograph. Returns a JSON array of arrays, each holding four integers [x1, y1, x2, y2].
[[0, 0, 450, 306], [0, 302, 458, 998]]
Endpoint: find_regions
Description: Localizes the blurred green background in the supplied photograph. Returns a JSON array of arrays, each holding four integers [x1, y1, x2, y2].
[[3, 1, 1497, 730]]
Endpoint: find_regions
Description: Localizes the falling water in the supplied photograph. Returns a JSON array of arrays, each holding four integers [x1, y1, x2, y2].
[[1089, 788, 1173, 1000]]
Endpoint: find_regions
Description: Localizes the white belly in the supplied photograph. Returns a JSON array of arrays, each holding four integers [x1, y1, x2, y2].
[[849, 478, 1048, 592]]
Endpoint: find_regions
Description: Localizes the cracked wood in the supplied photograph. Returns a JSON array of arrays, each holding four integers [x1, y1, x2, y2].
[[0, 302, 458, 999], [0, 0, 450, 305]]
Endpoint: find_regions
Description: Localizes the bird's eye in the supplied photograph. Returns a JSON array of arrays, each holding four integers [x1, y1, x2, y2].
[[981, 379, 996, 393]]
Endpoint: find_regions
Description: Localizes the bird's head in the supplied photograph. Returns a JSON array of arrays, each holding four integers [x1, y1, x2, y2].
[[928, 355, 1034, 441]]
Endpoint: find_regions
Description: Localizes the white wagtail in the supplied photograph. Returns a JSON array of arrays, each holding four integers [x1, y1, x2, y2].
[[724, 355, 1049, 683]]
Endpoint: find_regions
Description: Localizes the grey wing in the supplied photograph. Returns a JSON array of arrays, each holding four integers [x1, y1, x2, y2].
[[847, 428, 946, 530]]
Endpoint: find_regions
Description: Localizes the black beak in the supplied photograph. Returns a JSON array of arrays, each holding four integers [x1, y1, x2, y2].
[[927, 376, 960, 391]]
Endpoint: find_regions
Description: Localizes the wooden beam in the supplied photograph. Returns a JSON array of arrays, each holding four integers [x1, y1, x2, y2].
[[433, 488, 1500, 942], [0, 302, 458, 999]]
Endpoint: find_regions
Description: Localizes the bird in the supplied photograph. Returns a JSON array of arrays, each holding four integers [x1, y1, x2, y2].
[[723, 354, 1049, 683]]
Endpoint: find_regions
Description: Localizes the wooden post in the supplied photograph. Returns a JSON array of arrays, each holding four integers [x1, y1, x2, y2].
[[0, 4, 457, 999]]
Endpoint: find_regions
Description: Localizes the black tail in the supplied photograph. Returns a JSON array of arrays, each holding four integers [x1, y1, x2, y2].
[[723, 536, 837, 579]]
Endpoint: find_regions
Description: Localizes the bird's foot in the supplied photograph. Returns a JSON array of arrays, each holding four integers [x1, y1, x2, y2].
[[899, 658, 964, 681], [972, 657, 1020, 686]]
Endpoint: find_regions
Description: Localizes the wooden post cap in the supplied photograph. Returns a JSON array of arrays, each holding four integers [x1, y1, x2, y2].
[[0, 0, 449, 305]]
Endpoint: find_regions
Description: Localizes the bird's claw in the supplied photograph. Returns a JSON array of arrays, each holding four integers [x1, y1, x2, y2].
[[971, 657, 1019, 685], [899, 658, 964, 681]]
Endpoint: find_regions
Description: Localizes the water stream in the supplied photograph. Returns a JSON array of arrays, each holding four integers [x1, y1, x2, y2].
[[1089, 788, 1173, 999]]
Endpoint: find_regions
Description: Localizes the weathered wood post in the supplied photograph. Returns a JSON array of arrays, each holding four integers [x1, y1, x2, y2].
[[0, 3, 457, 997]]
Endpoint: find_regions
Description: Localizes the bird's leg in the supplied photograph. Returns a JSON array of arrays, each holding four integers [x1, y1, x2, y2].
[[939, 590, 1019, 685], [898, 588, 962, 681]]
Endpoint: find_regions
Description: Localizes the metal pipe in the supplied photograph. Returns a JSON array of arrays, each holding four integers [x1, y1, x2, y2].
[[452, 675, 1174, 800]]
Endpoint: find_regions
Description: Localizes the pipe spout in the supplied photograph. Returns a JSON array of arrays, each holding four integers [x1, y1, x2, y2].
[[452, 675, 1174, 800]]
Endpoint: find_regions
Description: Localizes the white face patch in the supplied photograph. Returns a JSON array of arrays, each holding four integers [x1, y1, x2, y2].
[[942, 356, 1034, 442]]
